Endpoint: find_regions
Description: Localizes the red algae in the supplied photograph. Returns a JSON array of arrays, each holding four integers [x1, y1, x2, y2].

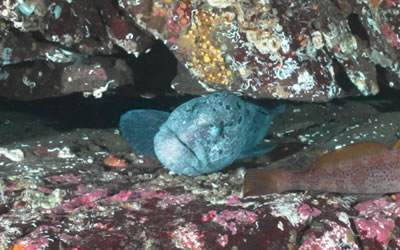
[[203, 209, 258, 235], [355, 217, 395, 247], [48, 174, 82, 184], [299, 220, 359, 250], [107, 190, 132, 202], [217, 234, 229, 247], [354, 197, 400, 217], [381, 24, 399, 48], [353, 196, 400, 247], [171, 223, 204, 250], [226, 194, 242, 205], [298, 204, 321, 218], [54, 189, 107, 213], [132, 186, 197, 207]]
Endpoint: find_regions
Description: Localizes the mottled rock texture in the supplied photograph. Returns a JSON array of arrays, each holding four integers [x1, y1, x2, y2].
[[1, 0, 399, 101], [0, 0, 151, 100], [121, 0, 400, 100], [1, 95, 400, 249]]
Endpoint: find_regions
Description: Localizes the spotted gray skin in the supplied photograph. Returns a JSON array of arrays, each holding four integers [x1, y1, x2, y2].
[[152, 92, 284, 176]]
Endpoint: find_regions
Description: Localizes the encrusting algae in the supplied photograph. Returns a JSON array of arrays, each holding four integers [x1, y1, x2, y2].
[[243, 139, 400, 196]]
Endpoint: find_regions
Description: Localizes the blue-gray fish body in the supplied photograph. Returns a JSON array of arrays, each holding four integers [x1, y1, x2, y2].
[[120, 92, 284, 176]]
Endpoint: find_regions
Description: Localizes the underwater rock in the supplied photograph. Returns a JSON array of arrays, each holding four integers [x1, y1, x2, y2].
[[354, 195, 400, 249], [1, 94, 400, 249], [0, 57, 133, 101], [345, 0, 400, 91], [1, 0, 399, 101], [120, 0, 399, 101], [0, 0, 153, 54], [0, 0, 152, 100]]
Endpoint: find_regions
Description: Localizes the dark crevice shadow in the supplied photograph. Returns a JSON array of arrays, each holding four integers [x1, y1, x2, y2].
[[347, 13, 370, 46], [0, 93, 194, 131]]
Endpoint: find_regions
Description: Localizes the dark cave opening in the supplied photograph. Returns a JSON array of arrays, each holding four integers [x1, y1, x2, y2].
[[347, 13, 370, 46]]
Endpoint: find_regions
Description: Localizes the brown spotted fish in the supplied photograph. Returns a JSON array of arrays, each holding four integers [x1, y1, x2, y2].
[[243, 139, 400, 196]]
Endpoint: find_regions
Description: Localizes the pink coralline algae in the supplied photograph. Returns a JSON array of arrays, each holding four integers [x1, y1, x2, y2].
[[217, 234, 229, 247], [226, 194, 242, 205], [354, 196, 400, 217], [132, 186, 197, 207], [298, 204, 322, 221], [107, 190, 132, 202], [381, 24, 399, 48], [48, 174, 83, 184], [13, 238, 49, 250], [2, 100, 400, 249], [354, 217, 395, 248], [353, 195, 400, 247], [53, 189, 107, 213], [12, 225, 61, 250], [202, 209, 257, 235], [171, 223, 204, 250], [300, 220, 359, 250]]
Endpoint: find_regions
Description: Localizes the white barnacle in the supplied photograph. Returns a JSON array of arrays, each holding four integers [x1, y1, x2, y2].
[[170, 44, 179, 51], [51, 35, 60, 42], [126, 33, 134, 40]]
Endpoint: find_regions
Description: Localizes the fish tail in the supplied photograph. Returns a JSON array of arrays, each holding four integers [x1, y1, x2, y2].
[[242, 168, 293, 196]]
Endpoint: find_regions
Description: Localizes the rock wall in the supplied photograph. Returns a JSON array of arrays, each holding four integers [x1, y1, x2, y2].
[[0, 0, 399, 101]]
